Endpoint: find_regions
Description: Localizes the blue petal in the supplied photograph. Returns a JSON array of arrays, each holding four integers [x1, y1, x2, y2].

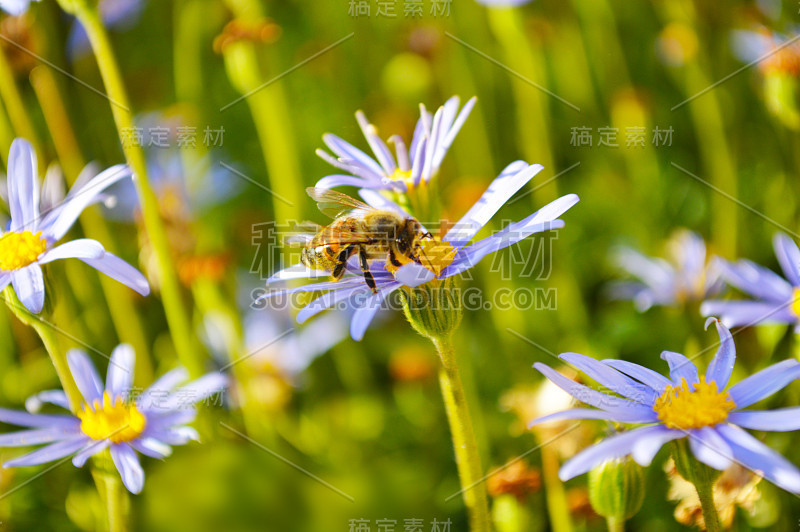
[[7, 138, 39, 232], [717, 424, 800, 493], [80, 252, 150, 296], [355, 111, 396, 175], [12, 264, 45, 314], [25, 390, 69, 412], [72, 439, 109, 467], [315, 175, 376, 189], [158, 372, 227, 411], [660, 351, 699, 386], [66, 349, 104, 405], [630, 426, 683, 466], [350, 284, 396, 341], [773, 232, 800, 286], [559, 425, 670, 480], [297, 285, 372, 324], [322, 134, 384, 178], [111, 444, 144, 494], [558, 353, 658, 404], [728, 359, 800, 409], [613, 247, 676, 296], [716, 258, 793, 303], [3, 436, 88, 467], [533, 363, 649, 414], [729, 408, 800, 431], [704, 319, 736, 389], [0, 427, 80, 447], [0, 407, 78, 428], [445, 161, 539, 249], [37, 239, 105, 264], [701, 300, 797, 328], [528, 407, 657, 427], [128, 437, 172, 459], [689, 427, 733, 470], [106, 344, 135, 398], [601, 359, 672, 392]]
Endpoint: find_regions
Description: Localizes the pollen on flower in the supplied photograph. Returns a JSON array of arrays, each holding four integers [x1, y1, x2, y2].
[[389, 168, 416, 190], [791, 287, 800, 319], [0, 231, 47, 271], [654, 376, 736, 430], [417, 238, 456, 277], [77, 392, 146, 443]]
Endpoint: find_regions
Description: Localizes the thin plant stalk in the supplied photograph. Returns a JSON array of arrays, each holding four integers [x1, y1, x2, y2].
[[432, 335, 492, 532], [64, 2, 203, 377], [0, 47, 42, 158], [672, 439, 722, 532]]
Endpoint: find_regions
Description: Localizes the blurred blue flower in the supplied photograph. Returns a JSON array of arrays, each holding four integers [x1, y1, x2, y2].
[[702, 233, 800, 329], [0, 0, 38, 15], [69, 0, 146, 58], [609, 230, 722, 311], [0, 346, 227, 493], [315, 96, 476, 192], [266, 161, 578, 340], [531, 318, 800, 493], [731, 27, 800, 75], [0, 138, 149, 313]]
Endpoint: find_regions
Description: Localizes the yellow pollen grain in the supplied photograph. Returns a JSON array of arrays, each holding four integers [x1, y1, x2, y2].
[[0, 231, 47, 271], [792, 287, 800, 319], [654, 376, 735, 430], [77, 392, 147, 443], [418, 239, 456, 277]]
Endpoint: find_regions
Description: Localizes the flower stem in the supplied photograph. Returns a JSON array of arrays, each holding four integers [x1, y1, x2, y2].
[[606, 516, 624, 532], [66, 3, 203, 377], [672, 439, 722, 532], [432, 335, 492, 532], [3, 287, 82, 411], [92, 450, 130, 532]]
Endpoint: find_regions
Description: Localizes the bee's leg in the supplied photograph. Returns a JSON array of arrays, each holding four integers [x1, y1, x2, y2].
[[388, 247, 403, 268], [331, 244, 356, 281], [359, 247, 378, 294]]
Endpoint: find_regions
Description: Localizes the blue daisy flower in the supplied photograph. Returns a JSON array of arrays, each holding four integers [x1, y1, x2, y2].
[[265, 161, 579, 340], [0, 0, 38, 15], [609, 230, 722, 311], [530, 318, 800, 493], [315, 96, 476, 192], [701, 232, 800, 328], [0, 138, 149, 313], [0, 345, 227, 494]]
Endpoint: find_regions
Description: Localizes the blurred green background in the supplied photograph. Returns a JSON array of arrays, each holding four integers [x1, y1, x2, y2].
[[1, 0, 800, 530]]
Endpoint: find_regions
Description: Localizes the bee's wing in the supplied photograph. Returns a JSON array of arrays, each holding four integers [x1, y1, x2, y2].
[[285, 220, 322, 247], [306, 187, 374, 219]]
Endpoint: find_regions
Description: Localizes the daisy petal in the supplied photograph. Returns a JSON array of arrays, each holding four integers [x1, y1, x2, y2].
[[37, 239, 105, 264], [72, 439, 110, 467], [728, 359, 800, 409], [11, 264, 45, 314], [533, 363, 648, 414], [560, 425, 670, 480], [689, 427, 733, 470], [701, 300, 797, 328], [559, 352, 658, 404], [3, 436, 88, 467], [704, 319, 736, 389], [601, 359, 672, 392], [80, 252, 150, 296], [160, 372, 227, 411], [716, 258, 793, 303], [0, 427, 80, 446], [25, 390, 69, 412], [717, 424, 800, 493], [0, 407, 78, 428], [630, 426, 683, 466], [111, 444, 144, 494], [445, 162, 540, 248], [773, 232, 800, 287], [728, 407, 800, 431], [106, 344, 135, 397], [66, 349, 104, 404], [297, 285, 372, 324], [528, 407, 657, 427], [395, 262, 435, 287], [128, 437, 172, 459], [7, 138, 39, 232], [350, 284, 397, 341], [660, 351, 699, 386]]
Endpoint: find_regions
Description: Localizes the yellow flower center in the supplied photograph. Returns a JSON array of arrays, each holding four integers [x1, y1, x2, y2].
[[417, 239, 457, 277], [0, 231, 47, 271], [389, 168, 416, 191], [77, 392, 147, 443], [654, 376, 735, 430], [792, 287, 800, 319]]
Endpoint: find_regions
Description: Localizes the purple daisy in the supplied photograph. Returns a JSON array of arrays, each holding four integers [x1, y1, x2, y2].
[[609, 230, 722, 311], [0, 345, 227, 494], [265, 160, 579, 340], [530, 318, 800, 493], [701, 232, 800, 329], [0, 138, 149, 313], [315, 96, 476, 192]]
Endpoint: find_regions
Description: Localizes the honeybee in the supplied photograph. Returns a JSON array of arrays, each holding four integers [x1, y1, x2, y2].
[[292, 188, 435, 293]]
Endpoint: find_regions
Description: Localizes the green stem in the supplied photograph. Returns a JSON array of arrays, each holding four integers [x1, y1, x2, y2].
[[606, 516, 624, 532], [432, 335, 492, 532], [0, 47, 42, 157], [673, 440, 722, 532], [67, 3, 203, 377], [92, 450, 130, 532], [3, 287, 82, 411], [540, 444, 574, 532]]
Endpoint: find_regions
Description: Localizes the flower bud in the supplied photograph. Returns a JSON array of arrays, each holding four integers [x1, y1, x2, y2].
[[399, 277, 462, 341], [588, 457, 645, 523]]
